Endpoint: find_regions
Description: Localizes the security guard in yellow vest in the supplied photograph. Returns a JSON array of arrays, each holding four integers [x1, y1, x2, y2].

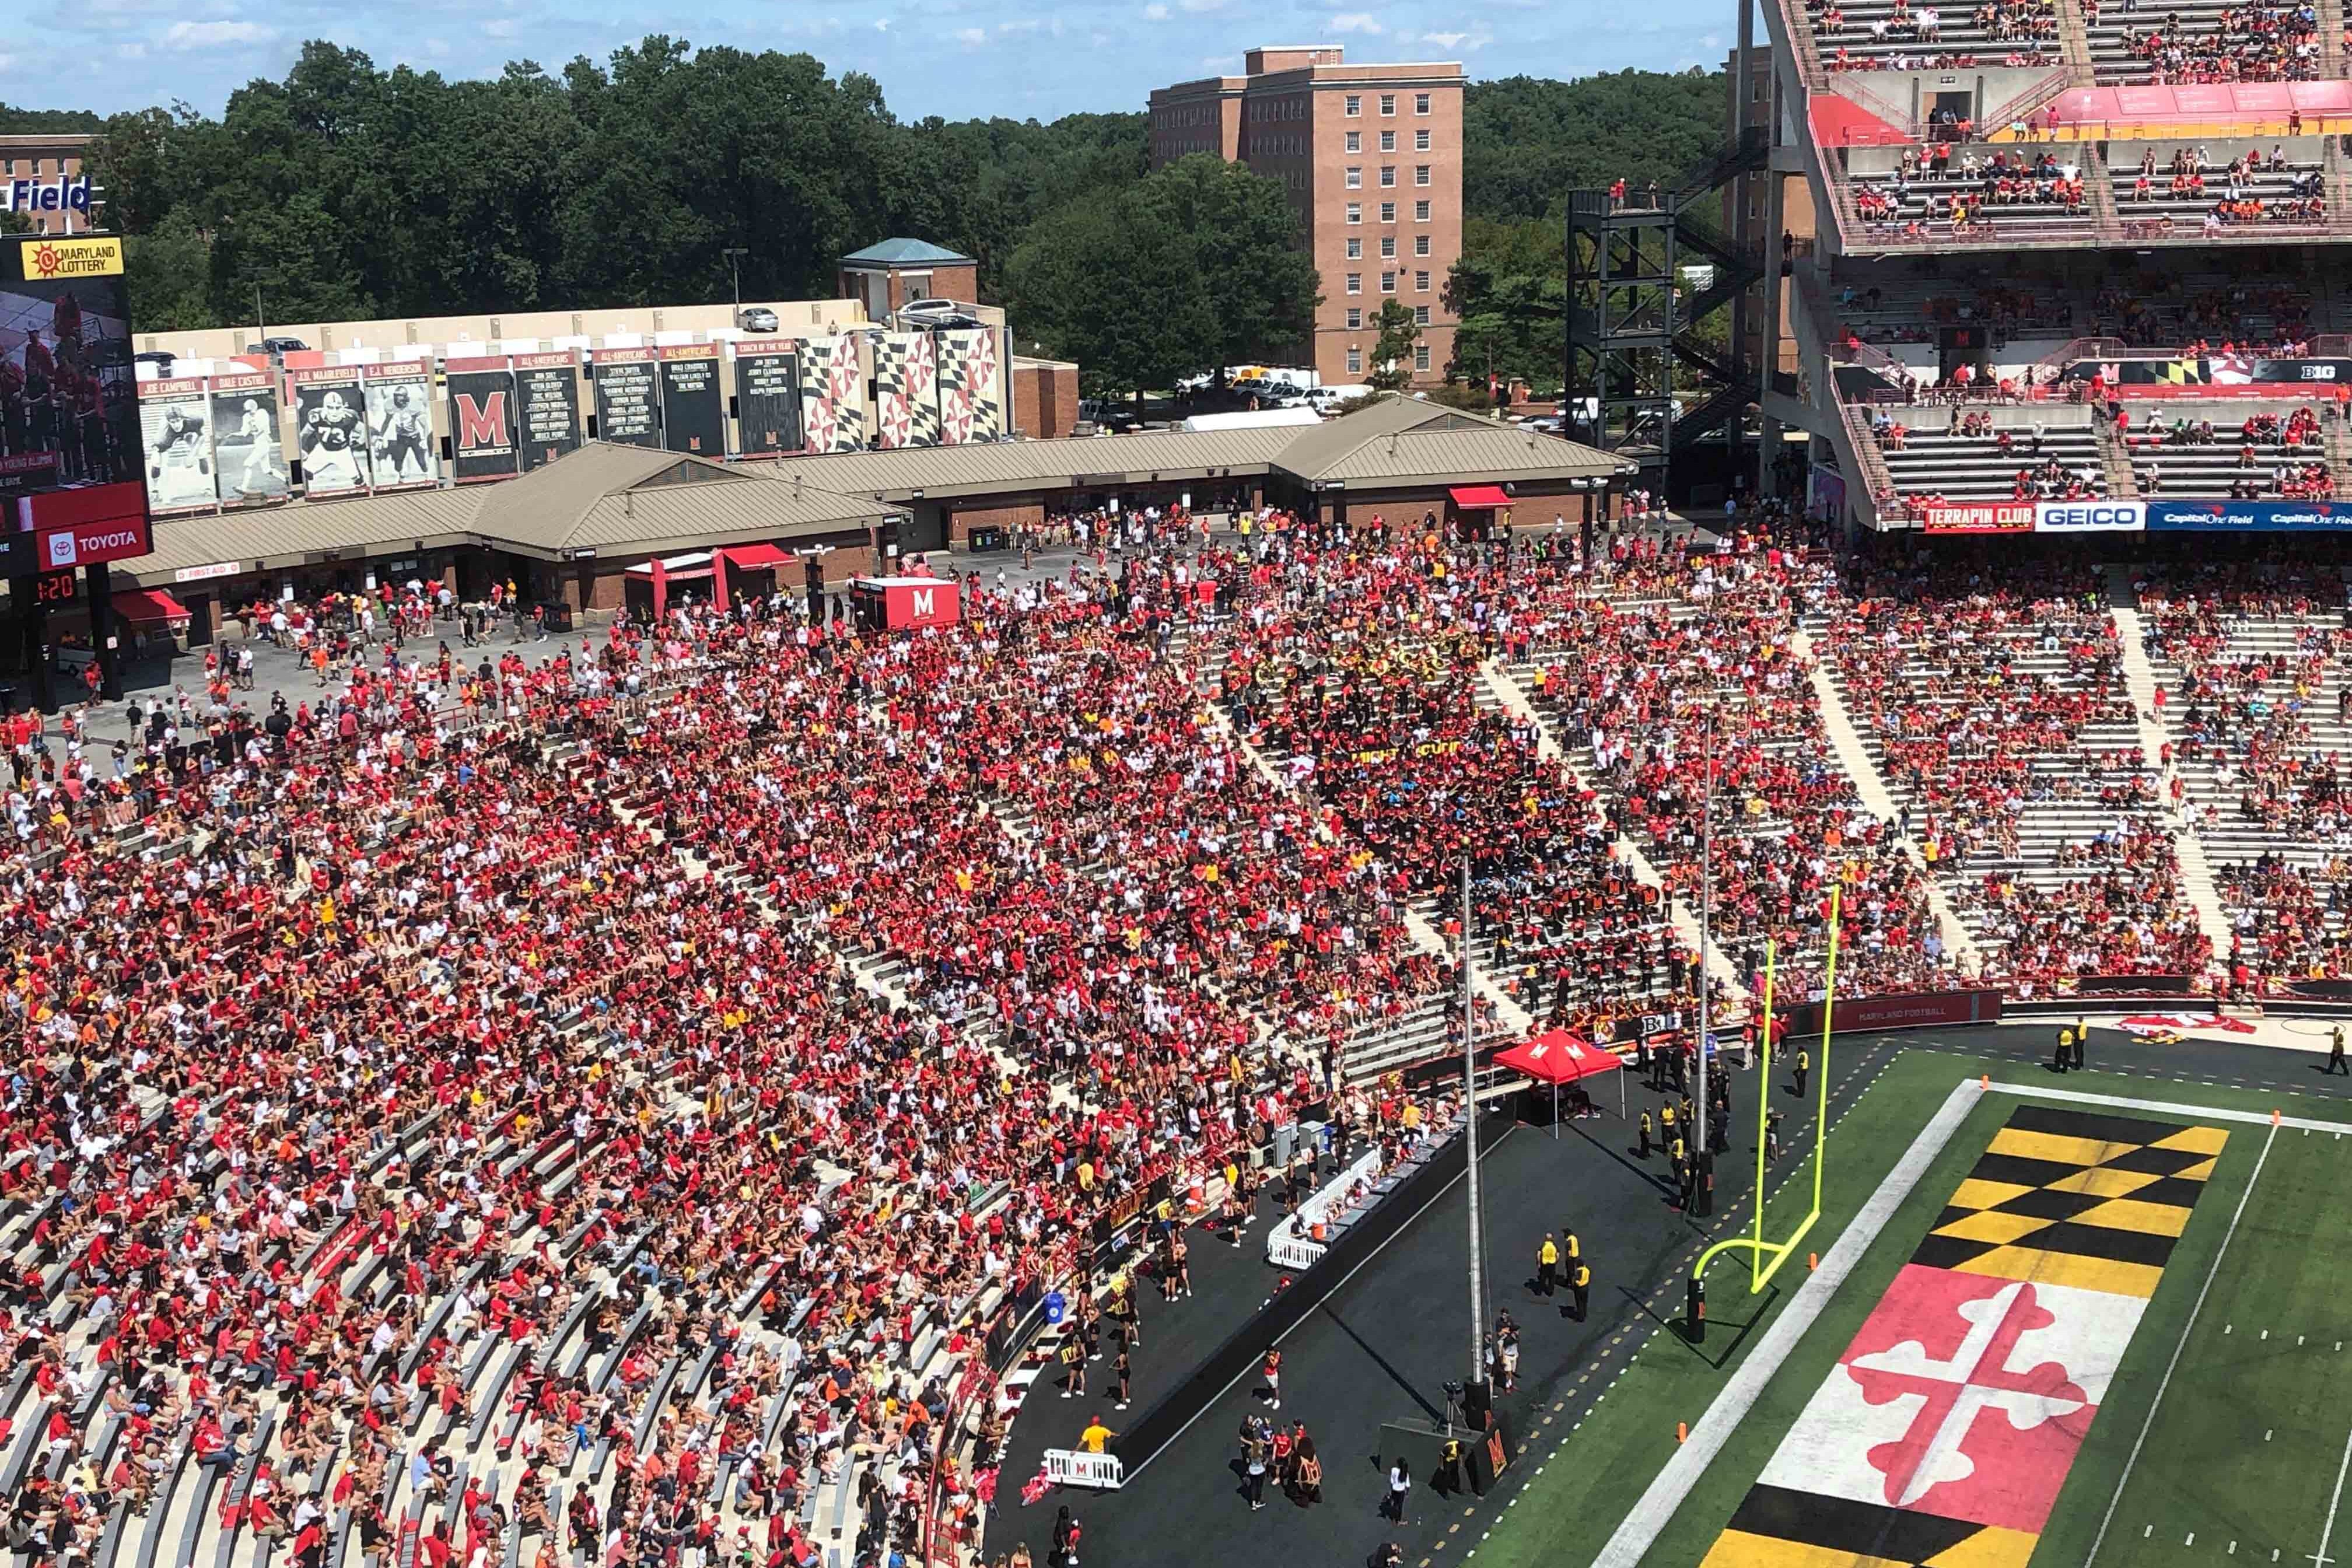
[[1570, 1259, 1592, 1321], [1638, 1109, 1654, 1158], [1537, 1233, 1560, 1296]]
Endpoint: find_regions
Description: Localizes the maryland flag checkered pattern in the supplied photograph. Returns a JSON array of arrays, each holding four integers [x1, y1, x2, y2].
[[1700, 1105, 2227, 1568]]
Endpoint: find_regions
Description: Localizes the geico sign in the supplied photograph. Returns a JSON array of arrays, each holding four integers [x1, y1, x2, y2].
[[44, 523, 151, 569], [2034, 502, 2144, 533]]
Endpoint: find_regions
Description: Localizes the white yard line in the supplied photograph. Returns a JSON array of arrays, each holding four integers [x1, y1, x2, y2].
[[2084, 1116, 2278, 1568], [1993, 1081, 2352, 1135], [1589, 1077, 1985, 1568], [2312, 1419, 2352, 1568]]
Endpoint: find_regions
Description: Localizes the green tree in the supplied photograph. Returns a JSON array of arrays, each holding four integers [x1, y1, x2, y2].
[[1463, 69, 1727, 226], [124, 213, 219, 331], [1365, 299, 1421, 391], [1003, 155, 1318, 397]]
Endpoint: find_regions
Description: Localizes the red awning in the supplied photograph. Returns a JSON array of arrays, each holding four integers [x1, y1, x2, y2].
[[1448, 485, 1513, 509], [1492, 1029, 1622, 1085], [720, 543, 795, 570], [111, 588, 190, 626]]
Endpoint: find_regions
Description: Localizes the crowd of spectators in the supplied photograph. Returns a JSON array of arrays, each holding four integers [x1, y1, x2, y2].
[[32, 509, 2352, 1568]]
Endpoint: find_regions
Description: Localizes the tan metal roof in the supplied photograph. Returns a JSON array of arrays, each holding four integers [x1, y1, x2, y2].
[[767, 426, 1302, 499], [110, 402, 1628, 586], [130, 489, 487, 583], [1310, 427, 1626, 484]]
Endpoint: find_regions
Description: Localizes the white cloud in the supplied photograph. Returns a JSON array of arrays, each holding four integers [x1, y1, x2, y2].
[[1419, 28, 1467, 44], [1331, 10, 1383, 30], [1178, 0, 1229, 13], [997, 18, 1041, 33], [479, 17, 523, 37], [873, 16, 890, 28], [1143, 3, 1169, 16], [955, 25, 987, 43], [114, 41, 148, 59], [424, 36, 449, 55], [161, 19, 274, 48], [0, 53, 18, 74]]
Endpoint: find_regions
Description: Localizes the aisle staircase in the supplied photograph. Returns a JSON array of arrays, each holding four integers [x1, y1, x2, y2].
[[2103, 577, 2234, 966], [1478, 659, 1751, 1004], [1788, 629, 1983, 973]]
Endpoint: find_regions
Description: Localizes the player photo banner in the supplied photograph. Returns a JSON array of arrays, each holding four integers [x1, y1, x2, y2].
[[823, 334, 864, 452], [444, 355, 518, 484], [516, 352, 582, 473], [1698, 1104, 2228, 1568], [362, 364, 439, 492], [876, 331, 941, 449], [207, 370, 289, 508], [732, 342, 803, 457], [658, 344, 723, 456], [289, 366, 372, 496], [936, 331, 977, 444], [592, 346, 662, 448], [137, 377, 215, 515]]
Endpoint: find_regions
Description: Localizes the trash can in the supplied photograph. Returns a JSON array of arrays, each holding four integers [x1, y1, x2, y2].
[[539, 601, 575, 633], [968, 525, 1009, 553]]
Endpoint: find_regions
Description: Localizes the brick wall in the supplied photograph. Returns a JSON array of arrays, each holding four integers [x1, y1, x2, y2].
[[947, 499, 1045, 547], [1012, 363, 1082, 439]]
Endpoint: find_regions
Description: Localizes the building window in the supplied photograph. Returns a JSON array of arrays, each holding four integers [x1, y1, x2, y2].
[[1415, 270, 1430, 291], [1381, 271, 1396, 293], [1345, 167, 1362, 188], [1345, 130, 1360, 152], [30, 159, 43, 176], [1380, 202, 1396, 222], [1415, 199, 1431, 221], [1345, 93, 1361, 115], [1753, 74, 1768, 101], [1379, 166, 1396, 187], [1346, 202, 1362, 223], [1379, 93, 1395, 114], [1415, 92, 1432, 113], [1346, 237, 1362, 258], [1380, 130, 1396, 152], [1347, 346, 1363, 374], [1414, 235, 1430, 256], [1347, 307, 1363, 328], [1380, 236, 1395, 258], [1413, 305, 1431, 326], [1415, 164, 1431, 186], [1346, 272, 1362, 294], [1, 160, 12, 175], [1414, 344, 1430, 371], [1415, 128, 1431, 151]]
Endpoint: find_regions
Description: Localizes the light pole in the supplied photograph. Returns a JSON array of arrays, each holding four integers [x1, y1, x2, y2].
[[1461, 858, 1489, 1425], [1693, 701, 1716, 1217], [723, 248, 748, 312]]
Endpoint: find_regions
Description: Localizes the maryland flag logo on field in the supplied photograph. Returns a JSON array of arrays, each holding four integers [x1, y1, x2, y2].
[[1702, 1106, 2227, 1568]]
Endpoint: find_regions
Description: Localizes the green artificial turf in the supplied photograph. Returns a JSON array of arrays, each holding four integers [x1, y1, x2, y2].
[[1462, 1052, 2352, 1568]]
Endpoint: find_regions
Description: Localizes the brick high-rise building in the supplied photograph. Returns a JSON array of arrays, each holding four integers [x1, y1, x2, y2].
[[0, 132, 96, 235], [1149, 47, 1463, 388]]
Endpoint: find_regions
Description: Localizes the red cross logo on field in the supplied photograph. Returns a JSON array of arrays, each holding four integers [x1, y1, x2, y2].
[[1846, 1279, 2090, 1508]]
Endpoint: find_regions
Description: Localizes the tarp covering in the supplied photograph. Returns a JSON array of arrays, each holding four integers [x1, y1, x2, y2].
[[1492, 1029, 1621, 1085]]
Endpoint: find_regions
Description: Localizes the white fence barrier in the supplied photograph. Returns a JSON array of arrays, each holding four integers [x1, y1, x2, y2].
[[1264, 1144, 1385, 1268], [1043, 1448, 1125, 1490]]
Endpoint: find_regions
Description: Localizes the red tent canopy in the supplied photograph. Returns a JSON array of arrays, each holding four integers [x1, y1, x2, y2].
[[1492, 1029, 1621, 1085]]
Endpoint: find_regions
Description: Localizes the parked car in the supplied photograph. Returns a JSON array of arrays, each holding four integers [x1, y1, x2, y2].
[[898, 298, 981, 330], [133, 350, 177, 375], [259, 336, 309, 358], [736, 306, 779, 333], [1078, 398, 1144, 433]]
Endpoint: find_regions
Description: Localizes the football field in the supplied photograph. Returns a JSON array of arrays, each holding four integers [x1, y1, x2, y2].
[[1466, 1048, 2352, 1568]]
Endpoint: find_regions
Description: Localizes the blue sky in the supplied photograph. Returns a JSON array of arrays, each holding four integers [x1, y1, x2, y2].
[[3, 0, 1738, 120]]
